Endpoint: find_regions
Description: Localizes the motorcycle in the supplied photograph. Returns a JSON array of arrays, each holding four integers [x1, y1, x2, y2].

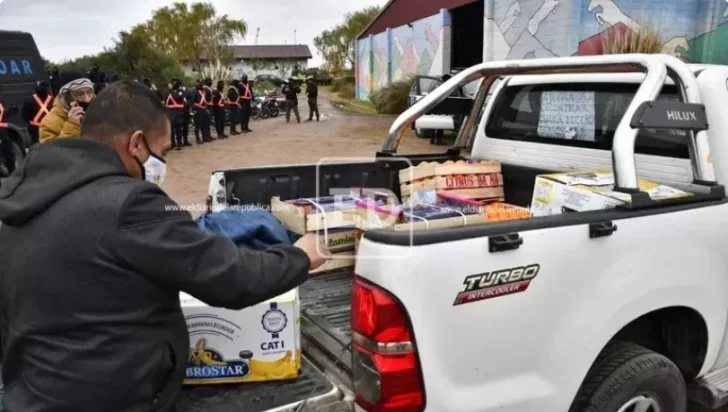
[[262, 96, 280, 118], [251, 97, 264, 120]]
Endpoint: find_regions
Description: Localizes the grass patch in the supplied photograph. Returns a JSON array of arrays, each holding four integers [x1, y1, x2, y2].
[[321, 85, 381, 116]]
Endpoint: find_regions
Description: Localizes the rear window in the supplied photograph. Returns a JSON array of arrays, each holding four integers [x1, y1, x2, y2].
[[485, 82, 689, 159]]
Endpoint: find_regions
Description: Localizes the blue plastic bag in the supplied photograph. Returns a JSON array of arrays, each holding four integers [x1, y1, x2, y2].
[[197, 210, 300, 251]]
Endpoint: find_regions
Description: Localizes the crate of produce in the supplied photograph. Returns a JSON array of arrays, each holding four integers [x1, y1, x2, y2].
[[436, 192, 531, 222], [271, 196, 360, 234], [399, 159, 504, 203], [354, 200, 487, 231]]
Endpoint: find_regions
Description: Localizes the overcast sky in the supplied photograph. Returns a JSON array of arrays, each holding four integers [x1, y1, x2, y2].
[[0, 0, 386, 66]]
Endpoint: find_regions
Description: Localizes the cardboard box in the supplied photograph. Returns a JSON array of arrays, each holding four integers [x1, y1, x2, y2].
[[355, 200, 487, 231], [530, 169, 693, 216], [181, 289, 301, 385], [399, 160, 504, 203]]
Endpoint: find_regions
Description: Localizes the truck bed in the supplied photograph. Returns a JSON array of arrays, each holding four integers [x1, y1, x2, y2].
[[176, 357, 340, 412], [299, 270, 354, 374]]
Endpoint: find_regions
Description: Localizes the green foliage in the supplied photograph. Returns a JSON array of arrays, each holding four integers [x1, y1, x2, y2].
[[145, 2, 247, 69], [314, 6, 380, 75], [370, 76, 414, 115], [331, 77, 354, 94]]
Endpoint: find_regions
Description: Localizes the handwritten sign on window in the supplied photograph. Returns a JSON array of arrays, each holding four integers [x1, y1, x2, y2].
[[537, 91, 596, 141]]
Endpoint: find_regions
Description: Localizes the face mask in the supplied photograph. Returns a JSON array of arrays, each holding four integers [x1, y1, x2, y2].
[[77, 101, 90, 110], [135, 137, 167, 186]]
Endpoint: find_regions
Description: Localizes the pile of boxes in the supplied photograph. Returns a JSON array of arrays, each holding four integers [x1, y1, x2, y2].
[[530, 169, 693, 216], [181, 163, 696, 389]]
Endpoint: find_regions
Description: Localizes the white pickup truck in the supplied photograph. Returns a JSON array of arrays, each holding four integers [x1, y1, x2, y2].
[[200, 54, 728, 412]]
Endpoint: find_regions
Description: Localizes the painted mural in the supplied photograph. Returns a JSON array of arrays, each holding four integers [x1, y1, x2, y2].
[[484, 0, 728, 63], [357, 0, 728, 99], [356, 12, 447, 99]]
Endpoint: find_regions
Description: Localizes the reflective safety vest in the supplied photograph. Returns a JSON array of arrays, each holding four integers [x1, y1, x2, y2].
[[216, 93, 226, 107], [240, 83, 252, 100], [227, 87, 241, 107], [0, 103, 7, 128], [203, 86, 214, 107], [165, 94, 185, 109], [29, 94, 53, 126], [194, 90, 207, 109]]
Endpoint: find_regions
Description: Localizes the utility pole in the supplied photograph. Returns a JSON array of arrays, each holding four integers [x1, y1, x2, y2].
[[254, 27, 260, 45], [294, 30, 297, 44]]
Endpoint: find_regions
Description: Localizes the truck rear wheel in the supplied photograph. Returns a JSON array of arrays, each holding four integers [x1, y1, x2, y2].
[[569, 341, 686, 412]]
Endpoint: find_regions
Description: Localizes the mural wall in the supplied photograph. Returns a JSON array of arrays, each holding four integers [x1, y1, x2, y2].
[[484, 0, 728, 63], [356, 10, 450, 99], [357, 0, 728, 100]]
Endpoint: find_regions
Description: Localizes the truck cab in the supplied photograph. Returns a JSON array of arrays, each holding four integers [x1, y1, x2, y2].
[[0, 30, 47, 174], [206, 54, 728, 411]]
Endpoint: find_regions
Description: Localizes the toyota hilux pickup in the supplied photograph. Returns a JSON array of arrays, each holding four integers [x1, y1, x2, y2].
[[199, 54, 728, 412]]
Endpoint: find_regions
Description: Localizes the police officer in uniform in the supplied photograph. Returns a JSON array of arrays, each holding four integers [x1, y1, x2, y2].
[[165, 79, 187, 150], [282, 78, 301, 123], [238, 75, 253, 133], [227, 80, 242, 135], [202, 77, 215, 141], [21, 81, 53, 145], [0, 82, 18, 182], [193, 80, 212, 143], [183, 85, 194, 145], [212, 80, 228, 139]]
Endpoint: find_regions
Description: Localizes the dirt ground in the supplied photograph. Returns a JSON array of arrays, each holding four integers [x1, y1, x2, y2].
[[163, 96, 444, 209]]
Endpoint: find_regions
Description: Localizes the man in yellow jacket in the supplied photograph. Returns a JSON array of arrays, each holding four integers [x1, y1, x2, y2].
[[39, 72, 95, 143]]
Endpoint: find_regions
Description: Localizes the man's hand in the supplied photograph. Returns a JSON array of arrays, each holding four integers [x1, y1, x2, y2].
[[294, 233, 330, 270], [68, 106, 84, 124]]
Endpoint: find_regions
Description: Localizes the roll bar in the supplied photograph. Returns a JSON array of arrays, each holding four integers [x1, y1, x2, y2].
[[381, 54, 716, 192]]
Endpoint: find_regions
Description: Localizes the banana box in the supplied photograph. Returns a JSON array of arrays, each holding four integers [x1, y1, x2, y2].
[[530, 169, 693, 216], [181, 289, 302, 385]]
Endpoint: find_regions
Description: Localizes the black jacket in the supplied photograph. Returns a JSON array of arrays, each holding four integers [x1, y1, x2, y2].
[[282, 83, 300, 101], [0, 139, 310, 412], [306, 83, 318, 99]]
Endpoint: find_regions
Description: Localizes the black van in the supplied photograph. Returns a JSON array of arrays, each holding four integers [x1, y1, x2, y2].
[[0, 30, 48, 174]]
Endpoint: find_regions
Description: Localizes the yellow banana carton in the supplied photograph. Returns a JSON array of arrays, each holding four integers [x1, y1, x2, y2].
[[181, 289, 302, 385]]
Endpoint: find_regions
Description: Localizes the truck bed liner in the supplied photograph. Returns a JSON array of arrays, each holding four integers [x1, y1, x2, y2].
[[176, 357, 337, 412], [299, 271, 354, 373]]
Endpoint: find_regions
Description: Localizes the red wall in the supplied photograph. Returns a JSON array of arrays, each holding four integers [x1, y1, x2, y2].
[[359, 0, 478, 38]]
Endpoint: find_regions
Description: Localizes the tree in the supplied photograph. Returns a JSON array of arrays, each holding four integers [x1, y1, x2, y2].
[[145, 2, 247, 71], [54, 25, 185, 87], [314, 6, 380, 75]]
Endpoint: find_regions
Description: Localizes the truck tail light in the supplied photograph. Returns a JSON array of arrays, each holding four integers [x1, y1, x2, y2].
[[352, 276, 425, 412]]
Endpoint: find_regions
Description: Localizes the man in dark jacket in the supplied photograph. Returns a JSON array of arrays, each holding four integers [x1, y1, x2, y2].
[[0, 80, 329, 412], [305, 77, 319, 122], [20, 81, 53, 145], [282, 78, 301, 123]]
